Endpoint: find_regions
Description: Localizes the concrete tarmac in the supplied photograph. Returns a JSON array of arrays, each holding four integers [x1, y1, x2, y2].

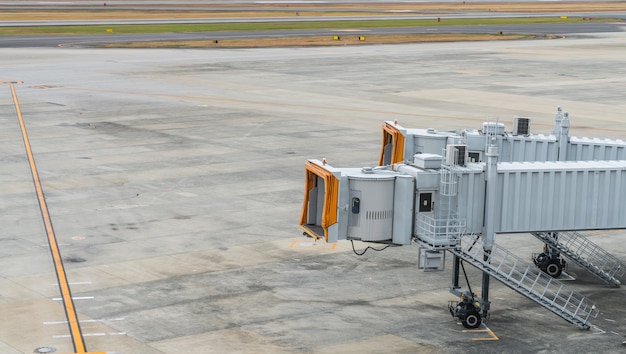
[[1, 32, 626, 353]]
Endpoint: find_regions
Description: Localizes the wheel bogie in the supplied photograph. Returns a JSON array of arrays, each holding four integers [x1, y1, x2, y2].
[[461, 309, 482, 329], [533, 250, 565, 278], [543, 259, 563, 277], [450, 298, 482, 329]]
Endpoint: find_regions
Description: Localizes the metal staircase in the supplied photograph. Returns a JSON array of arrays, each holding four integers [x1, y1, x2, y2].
[[531, 231, 625, 287], [450, 236, 599, 329]]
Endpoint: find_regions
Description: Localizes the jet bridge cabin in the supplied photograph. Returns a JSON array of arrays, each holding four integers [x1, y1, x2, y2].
[[299, 160, 414, 245], [299, 153, 487, 248]]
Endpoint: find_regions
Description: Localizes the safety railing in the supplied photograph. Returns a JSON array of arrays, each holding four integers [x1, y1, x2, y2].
[[415, 214, 465, 249], [451, 236, 599, 329], [533, 231, 625, 286]]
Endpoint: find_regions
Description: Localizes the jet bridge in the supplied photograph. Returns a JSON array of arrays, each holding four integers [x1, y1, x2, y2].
[[298, 107, 626, 330], [380, 107, 626, 165]]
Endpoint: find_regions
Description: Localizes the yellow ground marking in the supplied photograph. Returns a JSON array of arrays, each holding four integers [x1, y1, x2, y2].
[[587, 229, 624, 235], [462, 327, 500, 341], [290, 240, 338, 250], [8, 82, 105, 354]]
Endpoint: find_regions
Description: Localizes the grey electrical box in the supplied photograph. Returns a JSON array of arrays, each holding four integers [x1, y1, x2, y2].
[[413, 153, 442, 169], [418, 248, 445, 271]]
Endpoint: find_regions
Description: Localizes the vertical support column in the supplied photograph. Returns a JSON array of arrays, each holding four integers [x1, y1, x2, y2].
[[452, 254, 461, 290], [482, 251, 491, 316], [482, 144, 498, 316], [483, 145, 498, 251], [558, 112, 570, 162]]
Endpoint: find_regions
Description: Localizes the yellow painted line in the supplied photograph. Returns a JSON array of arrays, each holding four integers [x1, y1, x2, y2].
[[587, 229, 624, 235], [289, 240, 338, 250], [462, 327, 500, 341], [9, 83, 97, 354]]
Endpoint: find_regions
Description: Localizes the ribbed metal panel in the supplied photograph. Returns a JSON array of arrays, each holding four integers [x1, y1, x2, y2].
[[567, 137, 626, 161], [499, 136, 559, 163], [495, 161, 626, 233], [457, 169, 486, 234]]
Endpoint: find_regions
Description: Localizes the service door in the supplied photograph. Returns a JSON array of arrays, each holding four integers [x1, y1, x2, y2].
[[418, 191, 434, 214]]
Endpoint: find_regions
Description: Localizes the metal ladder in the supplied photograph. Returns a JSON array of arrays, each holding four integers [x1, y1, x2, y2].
[[415, 157, 466, 250], [450, 236, 599, 329], [532, 231, 625, 287]]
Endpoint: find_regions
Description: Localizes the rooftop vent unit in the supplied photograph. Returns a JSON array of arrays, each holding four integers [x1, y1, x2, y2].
[[513, 116, 531, 136], [445, 144, 468, 166]]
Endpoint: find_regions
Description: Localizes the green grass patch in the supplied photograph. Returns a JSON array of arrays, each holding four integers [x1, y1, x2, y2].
[[0, 17, 615, 36]]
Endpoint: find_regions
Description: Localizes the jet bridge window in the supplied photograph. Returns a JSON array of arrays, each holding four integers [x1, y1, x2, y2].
[[378, 122, 405, 166], [419, 192, 434, 213], [351, 197, 360, 214], [299, 162, 338, 242], [469, 151, 481, 163]]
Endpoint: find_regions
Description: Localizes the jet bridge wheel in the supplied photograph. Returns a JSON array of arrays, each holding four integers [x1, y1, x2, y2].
[[461, 309, 482, 329], [544, 259, 563, 278]]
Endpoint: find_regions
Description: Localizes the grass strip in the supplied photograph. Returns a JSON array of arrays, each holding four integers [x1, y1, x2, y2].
[[0, 17, 613, 36]]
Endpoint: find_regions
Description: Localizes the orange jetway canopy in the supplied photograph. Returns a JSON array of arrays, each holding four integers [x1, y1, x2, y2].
[[299, 161, 338, 242], [378, 122, 405, 166]]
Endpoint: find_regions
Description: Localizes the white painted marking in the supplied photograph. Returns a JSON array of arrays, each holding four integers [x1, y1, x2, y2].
[[52, 296, 94, 301], [44, 318, 124, 325], [53, 332, 126, 339], [109, 332, 127, 336], [592, 326, 606, 335]]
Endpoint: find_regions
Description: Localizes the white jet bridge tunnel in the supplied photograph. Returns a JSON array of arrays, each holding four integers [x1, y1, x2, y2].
[[299, 107, 626, 330]]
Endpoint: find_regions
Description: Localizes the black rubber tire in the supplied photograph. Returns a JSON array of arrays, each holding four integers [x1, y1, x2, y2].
[[544, 259, 563, 278], [462, 310, 481, 329]]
